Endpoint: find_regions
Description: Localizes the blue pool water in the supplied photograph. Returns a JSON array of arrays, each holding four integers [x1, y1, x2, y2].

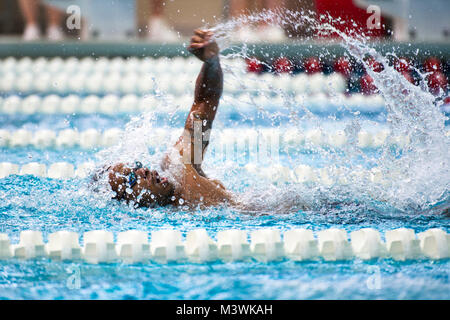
[[1, 12, 449, 298], [0, 102, 449, 299]]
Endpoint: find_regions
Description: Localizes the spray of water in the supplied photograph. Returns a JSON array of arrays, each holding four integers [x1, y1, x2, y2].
[[92, 9, 449, 215]]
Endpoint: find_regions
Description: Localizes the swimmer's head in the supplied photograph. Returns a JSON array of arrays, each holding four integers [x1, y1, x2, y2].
[[108, 162, 175, 207]]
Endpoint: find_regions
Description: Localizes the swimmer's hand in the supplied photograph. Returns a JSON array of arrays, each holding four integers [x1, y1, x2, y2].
[[188, 29, 219, 62]]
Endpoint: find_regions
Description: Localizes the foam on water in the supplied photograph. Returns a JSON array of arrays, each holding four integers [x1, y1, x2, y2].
[[211, 9, 449, 214]]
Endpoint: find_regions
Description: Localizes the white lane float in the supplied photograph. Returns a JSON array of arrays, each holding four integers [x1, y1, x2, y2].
[[46, 231, 82, 261], [47, 162, 75, 179], [317, 228, 353, 261], [0, 73, 16, 92], [79, 95, 100, 114], [13, 231, 46, 259], [120, 73, 139, 94], [0, 161, 395, 188], [250, 229, 284, 262], [0, 92, 388, 114], [2, 127, 411, 150], [41, 95, 61, 114], [83, 230, 118, 264], [9, 129, 32, 147], [324, 73, 347, 94], [60, 95, 80, 114], [99, 94, 119, 114], [357, 131, 373, 148], [264, 165, 292, 184], [55, 129, 79, 148], [316, 167, 333, 186], [74, 162, 95, 178], [328, 130, 347, 148], [0, 228, 447, 263], [34, 72, 52, 93], [350, 228, 387, 260], [79, 129, 101, 149], [283, 229, 319, 261], [1, 95, 22, 114], [417, 228, 449, 260], [385, 228, 421, 261], [48, 57, 64, 74], [150, 229, 186, 263], [138, 95, 159, 112], [85, 73, 104, 94], [21, 95, 41, 114], [293, 165, 317, 183], [216, 229, 251, 262], [305, 128, 324, 146], [0, 128, 127, 149], [0, 162, 19, 178], [67, 70, 88, 94], [103, 72, 121, 93], [20, 162, 47, 177], [368, 167, 390, 186], [0, 129, 10, 147], [64, 57, 79, 74], [53, 72, 69, 94], [283, 128, 305, 146], [185, 229, 218, 263], [32, 57, 47, 74], [119, 94, 139, 113], [16, 57, 32, 73], [32, 129, 56, 148], [373, 129, 389, 147], [68, 73, 86, 93], [102, 128, 123, 147], [0, 234, 12, 259], [116, 230, 151, 264], [307, 73, 325, 95], [137, 76, 156, 95]]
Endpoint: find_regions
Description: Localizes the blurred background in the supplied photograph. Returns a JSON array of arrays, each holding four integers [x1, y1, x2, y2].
[[0, 1, 448, 99], [0, 0, 448, 42]]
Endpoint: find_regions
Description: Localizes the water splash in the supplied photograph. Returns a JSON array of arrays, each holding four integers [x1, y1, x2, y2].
[[91, 8, 449, 215], [315, 13, 449, 210]]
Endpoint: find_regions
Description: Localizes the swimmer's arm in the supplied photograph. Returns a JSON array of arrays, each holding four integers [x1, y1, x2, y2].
[[175, 30, 223, 175], [192, 53, 223, 110], [189, 29, 223, 110]]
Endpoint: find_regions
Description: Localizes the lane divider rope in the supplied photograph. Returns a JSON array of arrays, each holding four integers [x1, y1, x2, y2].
[[0, 228, 448, 263], [0, 57, 351, 95], [0, 127, 425, 150], [0, 161, 428, 186], [0, 93, 385, 114]]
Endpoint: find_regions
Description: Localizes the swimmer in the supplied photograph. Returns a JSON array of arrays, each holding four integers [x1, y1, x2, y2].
[[105, 29, 236, 208]]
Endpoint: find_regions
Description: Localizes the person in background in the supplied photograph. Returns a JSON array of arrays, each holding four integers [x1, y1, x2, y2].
[[229, 0, 286, 42], [18, 0, 66, 41], [146, 0, 178, 42]]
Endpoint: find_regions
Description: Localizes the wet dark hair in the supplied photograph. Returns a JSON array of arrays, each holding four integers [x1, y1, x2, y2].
[[94, 164, 175, 208]]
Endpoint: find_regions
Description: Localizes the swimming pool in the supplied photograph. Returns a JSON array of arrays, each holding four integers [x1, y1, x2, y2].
[[0, 47, 449, 300], [0, 167, 449, 299]]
